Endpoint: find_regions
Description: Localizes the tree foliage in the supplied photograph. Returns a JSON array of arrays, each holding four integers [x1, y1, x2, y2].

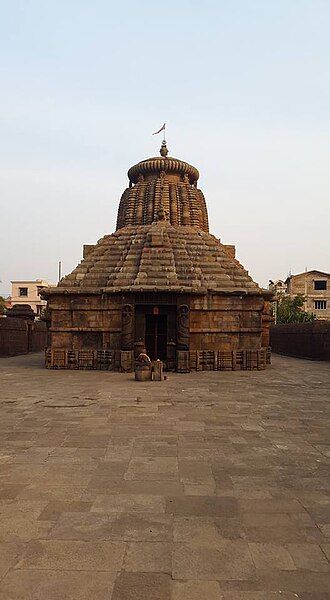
[[0, 296, 6, 315], [275, 293, 315, 324]]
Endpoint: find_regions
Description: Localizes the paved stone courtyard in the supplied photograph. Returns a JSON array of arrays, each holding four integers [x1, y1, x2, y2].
[[0, 352, 329, 599]]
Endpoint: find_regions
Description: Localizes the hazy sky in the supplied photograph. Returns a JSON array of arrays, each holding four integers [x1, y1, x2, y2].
[[1, 0, 329, 295]]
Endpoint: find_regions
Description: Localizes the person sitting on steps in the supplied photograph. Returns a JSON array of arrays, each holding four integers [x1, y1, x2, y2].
[[136, 348, 151, 366]]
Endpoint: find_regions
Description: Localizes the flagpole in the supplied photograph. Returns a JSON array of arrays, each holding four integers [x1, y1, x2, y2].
[[163, 123, 166, 142]]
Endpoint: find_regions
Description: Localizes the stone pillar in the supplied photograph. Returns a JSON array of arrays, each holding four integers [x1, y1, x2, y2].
[[166, 340, 176, 371], [120, 350, 134, 372], [176, 350, 190, 373], [177, 304, 189, 350], [152, 360, 164, 381], [121, 304, 134, 350], [261, 300, 273, 349]]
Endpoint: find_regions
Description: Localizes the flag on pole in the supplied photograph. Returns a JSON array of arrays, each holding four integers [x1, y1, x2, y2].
[[152, 123, 166, 135]]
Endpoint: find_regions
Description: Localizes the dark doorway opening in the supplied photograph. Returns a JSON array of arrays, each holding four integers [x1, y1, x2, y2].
[[145, 314, 167, 360], [135, 303, 177, 369]]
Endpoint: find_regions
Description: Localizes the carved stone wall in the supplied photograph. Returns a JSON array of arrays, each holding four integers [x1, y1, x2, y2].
[[45, 291, 271, 370], [116, 176, 209, 231], [46, 293, 122, 353], [121, 304, 134, 350], [189, 294, 269, 351]]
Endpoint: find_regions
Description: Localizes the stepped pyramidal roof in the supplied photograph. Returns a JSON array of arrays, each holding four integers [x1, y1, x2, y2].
[[57, 141, 264, 295]]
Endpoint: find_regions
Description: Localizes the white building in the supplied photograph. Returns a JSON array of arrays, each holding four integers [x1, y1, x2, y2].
[[10, 280, 53, 317], [286, 270, 329, 320], [268, 279, 287, 296], [269, 271, 330, 321]]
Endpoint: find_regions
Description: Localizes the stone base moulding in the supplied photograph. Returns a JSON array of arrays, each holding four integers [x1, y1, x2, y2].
[[45, 347, 271, 371]]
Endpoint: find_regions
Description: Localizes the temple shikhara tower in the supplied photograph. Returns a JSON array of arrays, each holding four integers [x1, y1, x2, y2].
[[43, 141, 272, 371]]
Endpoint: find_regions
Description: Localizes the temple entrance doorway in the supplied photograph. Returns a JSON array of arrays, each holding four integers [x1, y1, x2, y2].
[[145, 314, 167, 360], [134, 302, 177, 368]]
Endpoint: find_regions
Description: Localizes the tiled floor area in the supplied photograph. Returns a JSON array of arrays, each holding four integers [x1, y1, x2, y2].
[[0, 352, 329, 599]]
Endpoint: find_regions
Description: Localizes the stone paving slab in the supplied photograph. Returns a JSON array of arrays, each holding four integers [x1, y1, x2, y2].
[[0, 352, 329, 599]]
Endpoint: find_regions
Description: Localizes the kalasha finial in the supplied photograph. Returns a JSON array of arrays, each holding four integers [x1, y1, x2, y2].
[[160, 140, 169, 157]]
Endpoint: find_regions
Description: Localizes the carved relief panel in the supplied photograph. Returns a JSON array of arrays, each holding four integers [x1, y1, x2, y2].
[[177, 304, 190, 350]]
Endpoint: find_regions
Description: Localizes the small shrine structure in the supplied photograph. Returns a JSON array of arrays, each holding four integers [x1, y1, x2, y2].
[[43, 141, 272, 371]]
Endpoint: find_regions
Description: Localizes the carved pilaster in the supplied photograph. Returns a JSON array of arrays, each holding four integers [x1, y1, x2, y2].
[[177, 304, 190, 350], [146, 181, 155, 224], [177, 350, 190, 373], [136, 177, 145, 223], [170, 183, 179, 226], [179, 183, 190, 226], [121, 304, 134, 350], [120, 350, 134, 372]]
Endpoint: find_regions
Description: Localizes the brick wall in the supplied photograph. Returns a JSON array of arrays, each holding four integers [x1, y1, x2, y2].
[[270, 321, 330, 361], [0, 318, 47, 357]]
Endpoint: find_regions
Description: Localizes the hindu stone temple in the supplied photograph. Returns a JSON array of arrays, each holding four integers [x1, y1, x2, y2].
[[43, 141, 272, 372]]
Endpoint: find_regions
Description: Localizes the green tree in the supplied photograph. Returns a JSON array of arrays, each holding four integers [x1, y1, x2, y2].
[[275, 293, 315, 324], [0, 296, 6, 315]]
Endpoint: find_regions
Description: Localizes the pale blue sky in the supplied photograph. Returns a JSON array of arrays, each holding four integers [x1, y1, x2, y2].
[[0, 0, 329, 295]]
